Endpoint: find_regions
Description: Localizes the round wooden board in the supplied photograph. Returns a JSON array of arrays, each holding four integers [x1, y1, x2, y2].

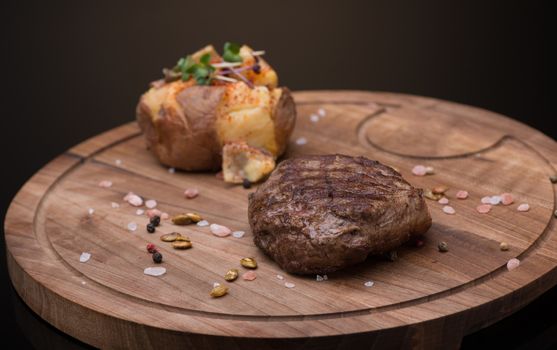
[[4, 91, 557, 349]]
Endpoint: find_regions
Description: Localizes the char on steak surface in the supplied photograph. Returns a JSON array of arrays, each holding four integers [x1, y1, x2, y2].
[[248, 154, 432, 274]]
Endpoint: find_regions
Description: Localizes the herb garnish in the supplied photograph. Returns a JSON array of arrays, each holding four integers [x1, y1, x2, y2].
[[162, 42, 265, 87], [222, 42, 242, 62]]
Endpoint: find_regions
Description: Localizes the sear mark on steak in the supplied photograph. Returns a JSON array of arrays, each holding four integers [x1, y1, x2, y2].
[[248, 154, 432, 274]]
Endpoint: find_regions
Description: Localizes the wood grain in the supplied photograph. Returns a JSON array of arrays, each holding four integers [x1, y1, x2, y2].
[[4, 91, 557, 349]]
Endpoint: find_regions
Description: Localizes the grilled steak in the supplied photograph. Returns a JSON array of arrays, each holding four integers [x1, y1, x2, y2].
[[248, 154, 432, 274]]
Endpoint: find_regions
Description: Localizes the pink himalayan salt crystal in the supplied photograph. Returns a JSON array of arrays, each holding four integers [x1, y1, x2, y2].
[[284, 282, 295, 288], [517, 203, 530, 212], [507, 258, 520, 271], [124, 192, 143, 206], [456, 190, 469, 199], [161, 212, 170, 220], [145, 199, 157, 209], [146, 209, 162, 218], [442, 206, 455, 215], [136, 209, 144, 216], [127, 195, 143, 207], [98, 180, 112, 188], [210, 224, 232, 237], [184, 188, 199, 199], [242, 271, 257, 281], [412, 165, 427, 176], [481, 196, 491, 204], [276, 274, 284, 280], [111, 202, 120, 209], [501, 193, 514, 206], [476, 204, 492, 214], [438, 197, 449, 205]]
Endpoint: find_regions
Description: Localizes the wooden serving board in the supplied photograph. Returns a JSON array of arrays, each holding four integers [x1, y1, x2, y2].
[[4, 91, 557, 349]]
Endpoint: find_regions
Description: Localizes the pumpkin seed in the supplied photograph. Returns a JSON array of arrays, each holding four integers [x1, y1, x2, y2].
[[224, 268, 239, 281], [240, 257, 257, 269], [210, 285, 228, 298], [172, 213, 203, 225], [160, 232, 179, 242], [175, 234, 191, 242], [172, 241, 192, 249], [424, 189, 443, 201], [432, 185, 449, 195]]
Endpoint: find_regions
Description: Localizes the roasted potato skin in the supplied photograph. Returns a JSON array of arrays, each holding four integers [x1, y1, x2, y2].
[[137, 85, 296, 171], [272, 87, 296, 157], [137, 85, 225, 171]]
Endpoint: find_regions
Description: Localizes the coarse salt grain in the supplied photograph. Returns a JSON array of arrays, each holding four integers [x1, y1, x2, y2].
[[145, 199, 157, 209], [438, 197, 449, 205], [296, 137, 307, 145], [88, 208, 95, 215], [146, 209, 162, 218], [127, 194, 143, 207], [115, 159, 122, 166], [242, 271, 257, 281], [476, 204, 492, 214], [517, 203, 530, 212], [285, 282, 295, 288], [481, 196, 491, 204], [127, 222, 138, 231], [136, 209, 144, 216], [161, 212, 169, 220], [98, 180, 112, 188], [316, 275, 324, 282], [456, 190, 469, 199], [501, 193, 514, 205], [144, 267, 166, 276], [111, 202, 120, 209], [276, 274, 284, 280], [507, 258, 520, 271], [184, 188, 199, 199], [318, 108, 326, 117], [232, 230, 245, 238], [364, 281, 375, 287], [323, 275, 328, 280], [213, 282, 221, 288], [442, 206, 455, 215], [310, 114, 319, 122], [168, 167, 175, 174], [81, 281, 87, 285], [412, 165, 427, 176], [197, 220, 209, 227], [210, 224, 232, 237], [489, 196, 501, 205], [79, 252, 91, 263]]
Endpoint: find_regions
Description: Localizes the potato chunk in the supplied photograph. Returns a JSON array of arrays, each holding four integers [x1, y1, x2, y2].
[[222, 141, 276, 183]]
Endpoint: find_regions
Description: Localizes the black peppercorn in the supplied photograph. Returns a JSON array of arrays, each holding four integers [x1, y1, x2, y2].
[[150, 215, 161, 227], [147, 223, 156, 233], [252, 63, 261, 74], [152, 252, 163, 263], [242, 178, 252, 189]]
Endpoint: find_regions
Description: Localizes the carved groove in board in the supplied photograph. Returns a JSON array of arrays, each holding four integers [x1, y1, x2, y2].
[[356, 109, 510, 159]]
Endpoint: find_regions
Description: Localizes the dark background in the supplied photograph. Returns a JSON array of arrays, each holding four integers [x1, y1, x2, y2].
[[1, 1, 555, 349]]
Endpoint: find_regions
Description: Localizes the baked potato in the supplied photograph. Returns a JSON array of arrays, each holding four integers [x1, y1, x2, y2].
[[136, 43, 296, 182]]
